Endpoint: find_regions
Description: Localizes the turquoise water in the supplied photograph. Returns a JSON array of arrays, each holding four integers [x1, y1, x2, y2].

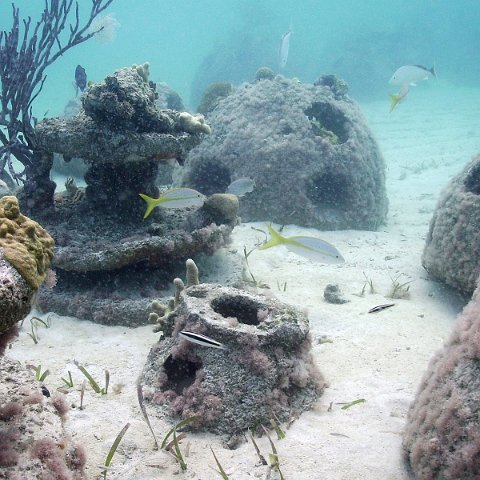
[[3, 2, 480, 478], [1, 0, 479, 115]]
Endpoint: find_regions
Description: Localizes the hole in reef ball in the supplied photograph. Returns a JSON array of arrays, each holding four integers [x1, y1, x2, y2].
[[163, 355, 202, 394], [210, 295, 262, 326], [188, 160, 231, 196], [304, 101, 349, 144], [464, 161, 480, 195], [305, 170, 351, 209]]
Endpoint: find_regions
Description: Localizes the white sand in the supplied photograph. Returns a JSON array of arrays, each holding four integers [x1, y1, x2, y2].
[[6, 84, 480, 479]]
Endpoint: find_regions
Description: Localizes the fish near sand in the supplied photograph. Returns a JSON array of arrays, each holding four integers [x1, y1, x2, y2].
[[389, 64, 436, 86], [226, 177, 255, 197], [139, 187, 205, 219], [278, 27, 292, 69], [368, 303, 395, 313], [74, 65, 87, 94], [179, 331, 226, 350], [259, 224, 345, 264], [389, 82, 410, 112]]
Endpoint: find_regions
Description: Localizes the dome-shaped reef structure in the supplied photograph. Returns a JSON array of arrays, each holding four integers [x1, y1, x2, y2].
[[423, 154, 480, 296], [177, 74, 388, 230]]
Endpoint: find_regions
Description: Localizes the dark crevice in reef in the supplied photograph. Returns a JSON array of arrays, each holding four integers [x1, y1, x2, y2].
[[187, 160, 231, 196], [305, 170, 351, 210], [162, 354, 202, 394], [305, 101, 349, 144], [210, 295, 264, 326], [464, 162, 480, 195]]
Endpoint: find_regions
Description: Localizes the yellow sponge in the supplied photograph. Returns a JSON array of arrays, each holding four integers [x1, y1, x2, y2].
[[0, 196, 54, 289]]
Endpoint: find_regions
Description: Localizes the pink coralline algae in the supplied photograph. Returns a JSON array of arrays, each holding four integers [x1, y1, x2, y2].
[[423, 154, 480, 296], [142, 283, 324, 435], [403, 280, 480, 479]]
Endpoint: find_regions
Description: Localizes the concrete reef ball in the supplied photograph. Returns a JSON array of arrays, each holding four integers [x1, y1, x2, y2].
[[177, 75, 388, 230], [142, 283, 324, 436], [422, 154, 480, 296], [403, 282, 480, 479]]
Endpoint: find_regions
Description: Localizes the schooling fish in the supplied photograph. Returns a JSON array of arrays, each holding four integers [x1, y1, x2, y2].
[[179, 331, 226, 350], [278, 27, 292, 69], [75, 65, 87, 94], [139, 187, 205, 219], [226, 177, 255, 197], [259, 224, 345, 264], [389, 82, 410, 113], [389, 64, 436, 86]]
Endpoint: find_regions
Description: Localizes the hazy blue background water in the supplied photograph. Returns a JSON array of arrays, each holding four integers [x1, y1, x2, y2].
[[1, 0, 479, 117]]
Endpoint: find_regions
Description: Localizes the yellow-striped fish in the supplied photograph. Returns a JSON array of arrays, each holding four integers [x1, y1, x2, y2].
[[389, 82, 410, 113], [139, 187, 205, 219], [259, 224, 345, 263]]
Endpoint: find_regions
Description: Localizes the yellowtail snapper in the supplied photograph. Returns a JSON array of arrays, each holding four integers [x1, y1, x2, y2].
[[179, 331, 226, 350], [139, 187, 205, 219], [389, 82, 410, 113], [259, 224, 345, 264]]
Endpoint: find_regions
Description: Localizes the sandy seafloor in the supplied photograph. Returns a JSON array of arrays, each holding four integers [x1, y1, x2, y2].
[[6, 83, 480, 479]]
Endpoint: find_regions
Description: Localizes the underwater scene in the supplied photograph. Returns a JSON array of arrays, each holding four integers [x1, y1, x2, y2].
[[1, 0, 480, 478]]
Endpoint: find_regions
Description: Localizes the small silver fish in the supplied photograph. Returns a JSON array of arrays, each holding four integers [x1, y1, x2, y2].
[[0, 179, 8, 190], [368, 303, 395, 314], [226, 177, 255, 197], [179, 330, 226, 350], [278, 27, 292, 69]]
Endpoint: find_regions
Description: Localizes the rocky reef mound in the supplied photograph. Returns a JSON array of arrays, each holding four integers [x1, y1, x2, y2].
[[142, 282, 324, 436], [32, 66, 238, 326], [177, 74, 388, 230], [422, 153, 480, 296]]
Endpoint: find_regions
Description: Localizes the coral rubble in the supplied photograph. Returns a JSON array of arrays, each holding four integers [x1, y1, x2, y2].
[[422, 154, 480, 296], [177, 75, 388, 230], [142, 283, 324, 436]]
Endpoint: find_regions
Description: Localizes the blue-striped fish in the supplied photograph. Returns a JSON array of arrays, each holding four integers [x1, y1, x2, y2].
[[179, 331, 226, 350]]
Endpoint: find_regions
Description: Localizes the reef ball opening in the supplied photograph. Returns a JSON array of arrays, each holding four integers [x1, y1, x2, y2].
[[305, 101, 349, 144], [464, 162, 480, 195], [210, 295, 263, 326], [186, 160, 231, 196], [162, 354, 202, 394], [306, 171, 351, 210]]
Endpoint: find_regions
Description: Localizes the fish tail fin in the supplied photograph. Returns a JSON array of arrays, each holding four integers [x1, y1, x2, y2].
[[389, 94, 401, 113], [430, 62, 436, 79], [259, 224, 286, 250], [139, 193, 158, 219]]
